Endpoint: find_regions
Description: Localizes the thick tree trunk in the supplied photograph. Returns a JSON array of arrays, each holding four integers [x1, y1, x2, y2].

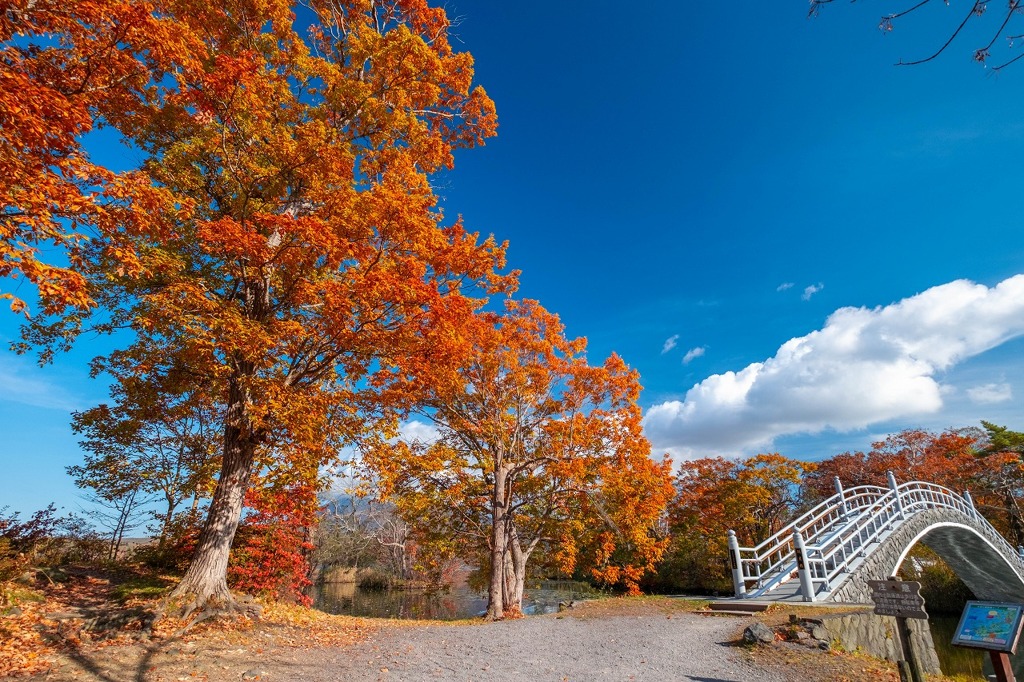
[[502, 525, 528, 615], [486, 462, 508, 620], [169, 374, 256, 617]]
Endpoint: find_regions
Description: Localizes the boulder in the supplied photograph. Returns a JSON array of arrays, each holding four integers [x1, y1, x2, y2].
[[743, 622, 776, 644]]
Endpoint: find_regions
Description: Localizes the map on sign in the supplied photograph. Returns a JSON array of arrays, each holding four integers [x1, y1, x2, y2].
[[952, 601, 1024, 654]]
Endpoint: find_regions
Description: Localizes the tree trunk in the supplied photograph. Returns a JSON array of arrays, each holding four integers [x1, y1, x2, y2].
[[486, 462, 508, 620], [158, 496, 178, 551], [1006, 491, 1024, 546], [169, 373, 257, 616], [107, 488, 138, 562], [502, 524, 528, 615]]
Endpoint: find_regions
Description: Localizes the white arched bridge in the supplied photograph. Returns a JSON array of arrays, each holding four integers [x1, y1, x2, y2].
[[728, 473, 1024, 603]]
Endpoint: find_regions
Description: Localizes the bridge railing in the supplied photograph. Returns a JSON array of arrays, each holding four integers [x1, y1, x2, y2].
[[802, 488, 902, 592], [729, 474, 1016, 601], [729, 483, 890, 596]]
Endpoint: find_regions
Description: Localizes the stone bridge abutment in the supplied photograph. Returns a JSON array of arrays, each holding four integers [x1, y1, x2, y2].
[[831, 508, 1024, 603]]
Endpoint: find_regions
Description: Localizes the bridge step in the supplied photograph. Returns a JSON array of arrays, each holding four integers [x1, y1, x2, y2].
[[708, 600, 771, 613]]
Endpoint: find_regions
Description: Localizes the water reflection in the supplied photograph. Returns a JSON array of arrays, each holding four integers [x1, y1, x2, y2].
[[314, 579, 600, 620]]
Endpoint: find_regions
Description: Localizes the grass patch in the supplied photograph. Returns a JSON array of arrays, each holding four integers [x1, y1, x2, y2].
[[110, 574, 173, 602], [1, 583, 45, 609]]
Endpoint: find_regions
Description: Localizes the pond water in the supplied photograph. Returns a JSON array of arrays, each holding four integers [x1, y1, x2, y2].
[[929, 615, 1024, 681], [314, 579, 601, 620]]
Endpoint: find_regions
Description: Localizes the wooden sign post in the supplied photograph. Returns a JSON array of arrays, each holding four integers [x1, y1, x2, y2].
[[867, 577, 927, 682], [951, 601, 1024, 682]]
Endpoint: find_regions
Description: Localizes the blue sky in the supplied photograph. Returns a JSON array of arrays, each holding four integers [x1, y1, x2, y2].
[[4, 0, 1024, 514]]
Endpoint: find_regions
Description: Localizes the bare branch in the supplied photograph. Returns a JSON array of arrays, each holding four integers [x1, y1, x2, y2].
[[897, 2, 984, 66]]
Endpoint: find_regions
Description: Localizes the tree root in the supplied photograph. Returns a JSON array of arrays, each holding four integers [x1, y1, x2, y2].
[[145, 590, 262, 637]]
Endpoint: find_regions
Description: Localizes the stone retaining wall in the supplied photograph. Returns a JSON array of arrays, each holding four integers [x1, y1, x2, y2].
[[817, 609, 941, 675]]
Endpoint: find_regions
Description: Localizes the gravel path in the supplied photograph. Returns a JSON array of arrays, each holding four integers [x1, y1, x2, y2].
[[273, 611, 788, 682], [26, 601, 871, 682]]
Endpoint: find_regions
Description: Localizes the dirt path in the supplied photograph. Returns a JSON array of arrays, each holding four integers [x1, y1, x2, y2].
[[3, 596, 913, 682], [29, 608, 777, 682], [277, 610, 780, 682]]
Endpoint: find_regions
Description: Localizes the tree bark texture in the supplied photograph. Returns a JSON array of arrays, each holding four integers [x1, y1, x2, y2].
[[487, 462, 508, 620], [170, 373, 256, 614], [502, 526, 528, 614]]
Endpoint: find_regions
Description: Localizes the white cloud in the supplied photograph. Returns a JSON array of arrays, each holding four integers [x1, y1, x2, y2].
[[0, 357, 81, 412], [643, 275, 1024, 459], [777, 282, 795, 292], [682, 346, 706, 365], [802, 283, 824, 301], [399, 419, 441, 444], [661, 334, 679, 354], [966, 382, 1013, 405]]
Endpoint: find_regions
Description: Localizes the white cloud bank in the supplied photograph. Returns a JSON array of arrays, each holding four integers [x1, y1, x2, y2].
[[643, 275, 1024, 458]]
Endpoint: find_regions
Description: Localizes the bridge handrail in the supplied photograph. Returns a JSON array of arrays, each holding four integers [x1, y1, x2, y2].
[[805, 490, 901, 587], [737, 484, 889, 555], [805, 480, 1014, 593], [734, 485, 890, 594], [731, 475, 1021, 600]]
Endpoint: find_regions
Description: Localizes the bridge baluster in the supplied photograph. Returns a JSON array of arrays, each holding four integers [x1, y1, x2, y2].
[[727, 530, 746, 598], [964, 490, 976, 520], [793, 530, 816, 602], [887, 471, 904, 519], [834, 476, 847, 518]]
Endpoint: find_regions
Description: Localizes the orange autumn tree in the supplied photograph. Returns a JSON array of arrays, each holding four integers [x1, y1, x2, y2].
[[803, 427, 982, 503], [364, 300, 672, 620], [21, 0, 510, 617], [969, 422, 1024, 545], [1, 0, 193, 314], [660, 454, 811, 593]]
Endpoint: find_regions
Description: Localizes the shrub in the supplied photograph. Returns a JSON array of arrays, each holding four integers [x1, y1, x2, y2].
[[228, 483, 316, 606]]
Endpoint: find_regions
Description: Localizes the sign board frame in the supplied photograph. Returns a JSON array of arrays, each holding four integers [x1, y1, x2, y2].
[[951, 600, 1024, 655], [867, 579, 928, 620]]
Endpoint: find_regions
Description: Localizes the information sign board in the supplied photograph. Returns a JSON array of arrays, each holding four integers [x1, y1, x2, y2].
[[951, 601, 1024, 654], [867, 579, 927, 620]]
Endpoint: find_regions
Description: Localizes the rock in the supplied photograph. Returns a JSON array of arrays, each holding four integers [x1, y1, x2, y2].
[[38, 567, 69, 582], [83, 607, 148, 632], [242, 670, 267, 680], [810, 624, 829, 640], [50, 609, 86, 620], [795, 630, 810, 640], [743, 622, 775, 644], [818, 640, 831, 651], [4, 606, 23, 617]]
